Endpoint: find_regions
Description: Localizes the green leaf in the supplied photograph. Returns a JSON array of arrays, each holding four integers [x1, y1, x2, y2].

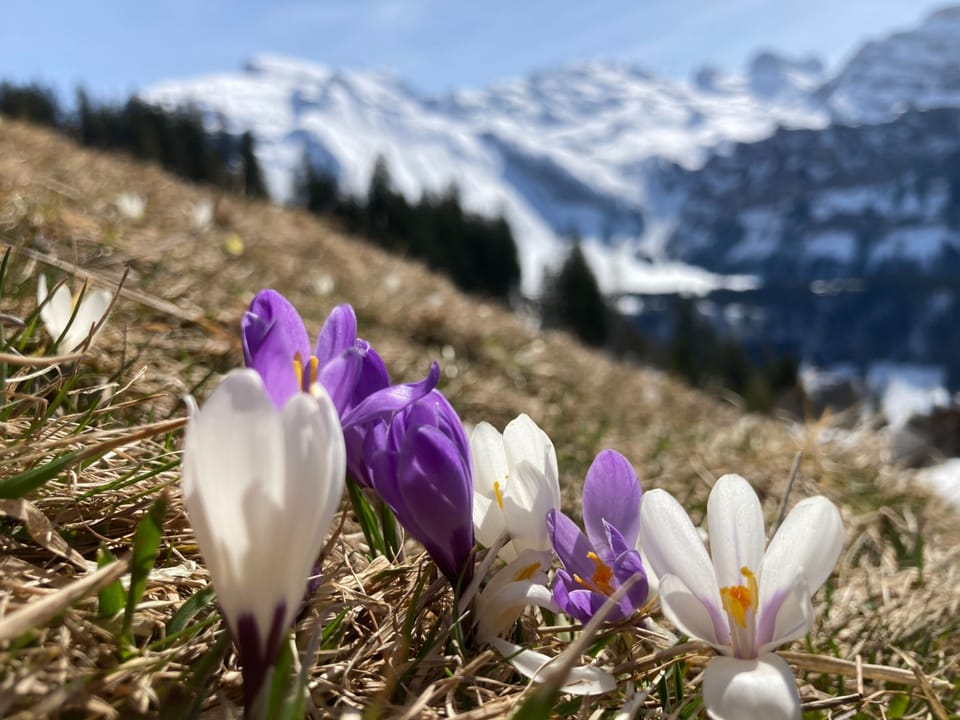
[[0, 448, 90, 499], [166, 587, 215, 636], [346, 477, 387, 558], [320, 607, 350, 650], [886, 693, 909, 719], [96, 546, 125, 619], [120, 494, 168, 650]]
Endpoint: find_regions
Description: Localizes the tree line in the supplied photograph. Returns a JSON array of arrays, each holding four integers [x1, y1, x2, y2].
[[2, 79, 798, 411], [0, 81, 267, 198], [294, 154, 521, 300]]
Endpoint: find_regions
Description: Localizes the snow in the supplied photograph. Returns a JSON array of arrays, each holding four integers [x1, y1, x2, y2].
[[140, 7, 960, 295], [805, 230, 857, 263], [866, 362, 950, 429], [581, 241, 758, 297], [868, 226, 960, 269], [917, 459, 960, 508], [141, 51, 829, 296]]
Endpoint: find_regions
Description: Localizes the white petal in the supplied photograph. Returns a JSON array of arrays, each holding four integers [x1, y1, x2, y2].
[[639, 490, 726, 641], [657, 574, 726, 648], [502, 414, 553, 472], [69, 288, 112, 346], [182, 370, 285, 635], [759, 496, 843, 613], [490, 638, 616, 696], [471, 422, 508, 546], [275, 386, 345, 624], [707, 474, 766, 589], [477, 576, 555, 642], [502, 459, 559, 553], [702, 653, 802, 720], [38, 276, 74, 347], [758, 576, 813, 654]]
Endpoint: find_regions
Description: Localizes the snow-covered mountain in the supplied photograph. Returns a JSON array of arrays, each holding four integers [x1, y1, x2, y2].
[[142, 6, 960, 297], [142, 51, 830, 294]]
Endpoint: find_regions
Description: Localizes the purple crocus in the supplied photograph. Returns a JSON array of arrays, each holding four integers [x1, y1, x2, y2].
[[241, 289, 438, 485], [362, 389, 475, 587], [547, 450, 649, 624]]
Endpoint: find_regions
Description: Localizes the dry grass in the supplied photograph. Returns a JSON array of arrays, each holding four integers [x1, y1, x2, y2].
[[0, 118, 957, 718]]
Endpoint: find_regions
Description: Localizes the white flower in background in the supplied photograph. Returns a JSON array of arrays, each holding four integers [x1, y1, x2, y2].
[[471, 414, 560, 561], [115, 192, 146, 220], [182, 369, 346, 712], [638, 474, 844, 720], [190, 198, 215, 231], [37, 274, 112, 351]]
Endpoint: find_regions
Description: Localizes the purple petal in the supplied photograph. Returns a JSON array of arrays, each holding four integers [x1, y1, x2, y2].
[[352, 341, 390, 401], [583, 450, 641, 556], [553, 570, 622, 624], [314, 304, 357, 365], [241, 290, 310, 408], [341, 362, 440, 428], [396, 425, 474, 584], [318, 348, 364, 416], [611, 547, 649, 614], [547, 509, 597, 586]]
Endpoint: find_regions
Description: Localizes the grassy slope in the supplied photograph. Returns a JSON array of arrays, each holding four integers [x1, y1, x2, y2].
[[0, 118, 957, 718]]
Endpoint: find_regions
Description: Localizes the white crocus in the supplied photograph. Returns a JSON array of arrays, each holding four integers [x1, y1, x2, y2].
[[471, 414, 560, 561], [37, 275, 112, 352], [638, 474, 843, 720], [182, 369, 345, 708]]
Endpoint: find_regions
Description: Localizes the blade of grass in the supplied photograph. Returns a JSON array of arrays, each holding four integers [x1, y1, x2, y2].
[[120, 494, 168, 652]]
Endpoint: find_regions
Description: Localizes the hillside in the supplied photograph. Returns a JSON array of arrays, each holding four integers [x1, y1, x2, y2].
[[0, 119, 957, 717]]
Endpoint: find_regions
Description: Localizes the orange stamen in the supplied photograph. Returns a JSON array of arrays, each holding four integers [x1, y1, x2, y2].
[[573, 551, 615, 595]]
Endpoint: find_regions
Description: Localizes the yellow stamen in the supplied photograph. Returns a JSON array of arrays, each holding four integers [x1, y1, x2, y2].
[[292, 352, 320, 392], [293, 352, 304, 388], [573, 551, 615, 595], [493, 480, 504, 510], [720, 566, 758, 629], [512, 561, 541, 582]]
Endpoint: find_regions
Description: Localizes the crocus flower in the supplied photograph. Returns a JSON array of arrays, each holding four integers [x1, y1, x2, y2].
[[638, 474, 844, 720], [475, 550, 616, 696], [37, 275, 111, 352], [181, 369, 345, 712], [471, 414, 560, 561], [362, 389, 474, 587], [241, 289, 438, 485], [547, 450, 649, 623]]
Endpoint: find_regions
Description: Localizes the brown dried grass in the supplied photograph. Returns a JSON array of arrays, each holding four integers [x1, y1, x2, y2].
[[0, 119, 957, 717]]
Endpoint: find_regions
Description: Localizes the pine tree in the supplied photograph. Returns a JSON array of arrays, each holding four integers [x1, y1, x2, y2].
[[544, 239, 608, 346], [240, 131, 268, 198]]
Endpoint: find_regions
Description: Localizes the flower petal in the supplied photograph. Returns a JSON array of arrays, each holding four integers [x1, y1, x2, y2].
[[657, 574, 725, 648], [241, 290, 309, 407], [314, 304, 357, 364], [471, 422, 508, 498], [706, 474, 766, 590], [67, 287, 111, 350], [582, 450, 641, 556], [502, 414, 554, 474], [547, 509, 596, 586], [639, 489, 727, 643], [503, 458, 559, 554], [340, 362, 439, 428], [701, 652, 802, 720], [758, 496, 843, 635], [489, 638, 616, 696], [757, 575, 813, 654], [317, 347, 363, 416]]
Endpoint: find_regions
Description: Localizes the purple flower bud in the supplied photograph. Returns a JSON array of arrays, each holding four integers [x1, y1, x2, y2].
[[241, 289, 438, 485], [547, 450, 649, 623], [362, 390, 475, 587]]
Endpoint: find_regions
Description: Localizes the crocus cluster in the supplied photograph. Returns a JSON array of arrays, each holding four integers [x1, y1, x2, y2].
[[175, 285, 845, 719]]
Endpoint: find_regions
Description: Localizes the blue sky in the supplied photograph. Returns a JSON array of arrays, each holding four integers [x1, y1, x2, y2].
[[0, 0, 949, 99]]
